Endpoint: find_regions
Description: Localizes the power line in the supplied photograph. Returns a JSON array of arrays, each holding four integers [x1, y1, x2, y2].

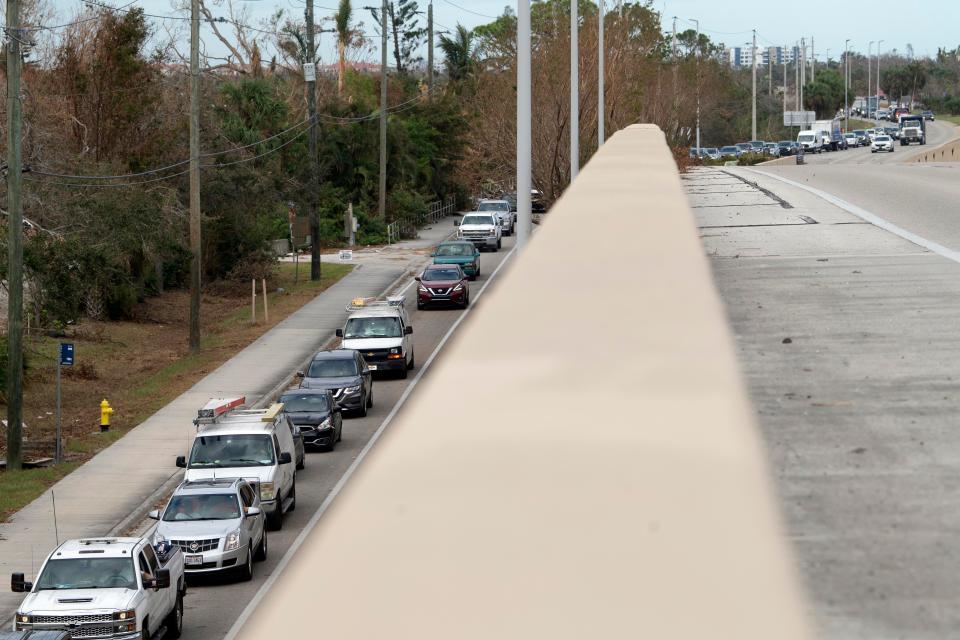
[[440, 0, 497, 20]]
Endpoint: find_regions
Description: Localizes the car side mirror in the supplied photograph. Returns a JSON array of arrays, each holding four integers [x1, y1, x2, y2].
[[153, 569, 171, 590], [278, 452, 292, 465], [295, 370, 304, 378], [245, 507, 261, 518], [414, 276, 421, 282], [11, 573, 32, 593], [148, 510, 160, 521], [175, 456, 186, 468], [335, 329, 344, 337], [404, 326, 413, 335]]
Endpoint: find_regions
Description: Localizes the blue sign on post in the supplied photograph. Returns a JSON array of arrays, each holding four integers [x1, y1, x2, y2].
[[59, 343, 74, 367]]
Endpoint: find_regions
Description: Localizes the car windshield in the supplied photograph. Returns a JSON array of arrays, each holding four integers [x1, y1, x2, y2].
[[423, 269, 461, 281], [280, 392, 331, 412], [189, 434, 275, 468], [798, 134, 815, 142], [721, 147, 737, 153], [307, 358, 358, 377], [35, 558, 137, 591], [344, 316, 402, 339], [461, 215, 494, 226], [705, 148, 717, 153], [478, 202, 509, 211], [875, 136, 891, 142], [163, 493, 241, 521], [853, 130, 865, 135], [736, 144, 750, 149], [435, 244, 474, 257]]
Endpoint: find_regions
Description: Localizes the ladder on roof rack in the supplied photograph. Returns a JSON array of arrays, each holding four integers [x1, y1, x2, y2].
[[346, 296, 405, 312]]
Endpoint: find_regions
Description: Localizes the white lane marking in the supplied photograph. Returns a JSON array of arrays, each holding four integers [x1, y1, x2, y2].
[[223, 244, 518, 640], [747, 168, 960, 264]]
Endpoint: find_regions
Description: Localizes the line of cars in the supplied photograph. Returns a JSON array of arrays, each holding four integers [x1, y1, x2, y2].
[[7, 222, 499, 638]]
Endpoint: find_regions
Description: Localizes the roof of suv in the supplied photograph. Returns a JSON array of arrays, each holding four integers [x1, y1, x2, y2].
[[176, 478, 245, 494], [311, 348, 357, 361]]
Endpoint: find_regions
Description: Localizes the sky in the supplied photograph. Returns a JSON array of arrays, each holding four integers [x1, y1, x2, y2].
[[57, 0, 960, 64]]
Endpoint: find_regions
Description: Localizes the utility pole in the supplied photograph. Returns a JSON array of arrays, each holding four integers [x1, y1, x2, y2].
[[305, 0, 321, 280], [5, 0, 24, 470], [597, 0, 605, 146], [868, 41, 873, 114], [800, 38, 805, 110], [570, 0, 579, 179], [691, 18, 700, 155], [427, 1, 434, 94], [516, 0, 531, 249], [844, 39, 850, 132], [795, 42, 799, 110], [811, 36, 815, 83], [751, 29, 757, 140], [877, 40, 884, 109], [783, 44, 787, 116], [188, 0, 201, 353], [768, 47, 772, 95], [671, 16, 678, 134], [378, 0, 387, 218]]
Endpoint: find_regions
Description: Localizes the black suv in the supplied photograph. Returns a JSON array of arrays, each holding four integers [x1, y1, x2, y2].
[[299, 349, 373, 417], [279, 388, 344, 451]]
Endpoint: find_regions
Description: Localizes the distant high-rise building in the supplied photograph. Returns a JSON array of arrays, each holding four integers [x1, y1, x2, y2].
[[724, 45, 801, 68]]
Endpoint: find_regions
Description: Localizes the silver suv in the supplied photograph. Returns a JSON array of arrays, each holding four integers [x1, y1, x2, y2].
[[476, 199, 514, 236], [151, 478, 267, 581]]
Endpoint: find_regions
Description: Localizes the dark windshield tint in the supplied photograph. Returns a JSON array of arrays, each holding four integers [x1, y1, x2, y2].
[[307, 358, 358, 377], [280, 393, 331, 412], [189, 434, 275, 468], [423, 269, 460, 281], [436, 244, 473, 257], [478, 202, 509, 211], [344, 316, 402, 339], [36, 558, 136, 591], [163, 493, 241, 521]]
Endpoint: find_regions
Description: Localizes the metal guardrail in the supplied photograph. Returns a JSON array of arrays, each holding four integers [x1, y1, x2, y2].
[[386, 195, 456, 245]]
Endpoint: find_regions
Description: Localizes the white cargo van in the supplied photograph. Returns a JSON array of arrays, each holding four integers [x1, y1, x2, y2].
[[797, 130, 823, 153]]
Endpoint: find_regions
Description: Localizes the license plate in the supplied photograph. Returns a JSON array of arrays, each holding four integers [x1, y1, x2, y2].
[[185, 554, 203, 566], [368, 365, 377, 370]]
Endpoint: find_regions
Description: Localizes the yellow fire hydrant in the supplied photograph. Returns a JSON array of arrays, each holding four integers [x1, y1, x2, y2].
[[100, 399, 113, 432]]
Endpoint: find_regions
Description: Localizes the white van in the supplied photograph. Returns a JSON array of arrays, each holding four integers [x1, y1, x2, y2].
[[177, 398, 297, 530], [797, 130, 823, 153], [337, 297, 415, 379]]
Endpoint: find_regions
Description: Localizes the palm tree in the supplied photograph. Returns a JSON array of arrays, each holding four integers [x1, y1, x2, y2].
[[335, 0, 352, 96], [438, 24, 474, 84]]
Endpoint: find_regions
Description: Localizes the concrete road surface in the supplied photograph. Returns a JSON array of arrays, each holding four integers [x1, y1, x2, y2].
[[687, 166, 960, 639]]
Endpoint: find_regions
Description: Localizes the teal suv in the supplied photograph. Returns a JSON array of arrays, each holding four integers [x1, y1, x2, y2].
[[431, 241, 481, 280]]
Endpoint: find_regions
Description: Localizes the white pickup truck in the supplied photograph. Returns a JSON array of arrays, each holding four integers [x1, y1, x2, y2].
[[11, 537, 186, 639], [456, 212, 502, 251]]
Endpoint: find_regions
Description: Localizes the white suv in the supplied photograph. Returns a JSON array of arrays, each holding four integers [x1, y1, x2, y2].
[[476, 199, 514, 236], [456, 212, 502, 251]]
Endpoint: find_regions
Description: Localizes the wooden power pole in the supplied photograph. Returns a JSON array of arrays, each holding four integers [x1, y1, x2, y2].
[[427, 1, 434, 94], [5, 0, 24, 469], [378, 0, 388, 218], [306, 0, 321, 280], [188, 0, 201, 352]]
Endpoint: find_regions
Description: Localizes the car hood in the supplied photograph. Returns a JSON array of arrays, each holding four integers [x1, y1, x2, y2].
[[185, 468, 272, 484], [421, 279, 462, 288], [157, 518, 242, 540], [20, 588, 137, 614], [284, 410, 333, 425], [299, 375, 360, 390], [341, 337, 402, 350]]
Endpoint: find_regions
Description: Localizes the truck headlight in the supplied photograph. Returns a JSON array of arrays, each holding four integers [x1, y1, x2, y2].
[[225, 530, 242, 552], [488, 229, 496, 236], [260, 482, 276, 501], [114, 610, 136, 621], [17, 613, 32, 624]]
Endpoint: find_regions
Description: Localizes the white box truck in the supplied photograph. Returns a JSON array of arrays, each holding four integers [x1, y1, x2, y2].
[[812, 119, 844, 151]]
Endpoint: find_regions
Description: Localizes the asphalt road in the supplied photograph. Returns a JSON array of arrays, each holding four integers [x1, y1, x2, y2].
[[158, 231, 516, 640], [791, 120, 956, 166]]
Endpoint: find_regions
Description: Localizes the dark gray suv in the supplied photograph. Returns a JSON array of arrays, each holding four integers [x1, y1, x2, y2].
[[279, 388, 344, 451], [298, 349, 373, 417]]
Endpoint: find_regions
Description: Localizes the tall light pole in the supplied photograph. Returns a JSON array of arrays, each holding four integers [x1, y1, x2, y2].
[[570, 0, 579, 179], [690, 18, 700, 154], [516, 0, 531, 249], [751, 29, 757, 141], [795, 42, 799, 110], [810, 36, 815, 83], [868, 41, 874, 115], [188, 0, 201, 352], [876, 40, 884, 109], [305, 0, 321, 281], [378, 0, 387, 219], [783, 43, 788, 117], [427, 1, 434, 94], [799, 37, 805, 110], [844, 39, 850, 132], [598, 0, 605, 146]]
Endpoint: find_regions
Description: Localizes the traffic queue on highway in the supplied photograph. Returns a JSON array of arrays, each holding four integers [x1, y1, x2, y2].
[[5, 193, 524, 640], [690, 108, 934, 162]]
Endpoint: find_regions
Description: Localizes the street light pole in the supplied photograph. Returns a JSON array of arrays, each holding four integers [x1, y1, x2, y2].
[[751, 29, 757, 141], [570, 0, 579, 179], [306, 0, 321, 281], [783, 43, 787, 117], [516, 0, 531, 249], [868, 41, 873, 115], [188, 0, 202, 352], [378, 0, 387, 219]]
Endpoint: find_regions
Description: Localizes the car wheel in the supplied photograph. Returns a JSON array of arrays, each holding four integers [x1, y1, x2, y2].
[[237, 546, 253, 582], [398, 364, 408, 379], [141, 618, 150, 640], [407, 352, 415, 370], [325, 433, 336, 452], [254, 530, 267, 561], [367, 388, 373, 408], [163, 594, 183, 639], [266, 506, 283, 531], [497, 239, 502, 250], [416, 301, 424, 311], [462, 295, 470, 309]]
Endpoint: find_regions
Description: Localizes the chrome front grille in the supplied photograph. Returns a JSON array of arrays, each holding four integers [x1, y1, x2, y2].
[[172, 538, 220, 552], [35, 614, 113, 624], [428, 287, 449, 295], [70, 625, 114, 638]]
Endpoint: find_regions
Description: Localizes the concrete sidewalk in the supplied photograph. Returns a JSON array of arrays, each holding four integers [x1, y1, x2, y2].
[[0, 221, 454, 620]]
